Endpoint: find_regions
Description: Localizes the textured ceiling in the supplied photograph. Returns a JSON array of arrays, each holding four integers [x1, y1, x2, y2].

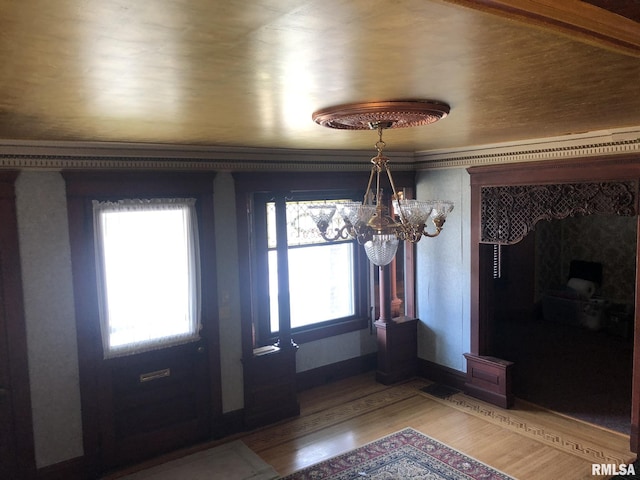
[[1, 0, 639, 153]]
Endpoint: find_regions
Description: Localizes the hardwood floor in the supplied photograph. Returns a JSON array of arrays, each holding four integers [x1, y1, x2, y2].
[[104, 372, 635, 479], [241, 372, 635, 479]]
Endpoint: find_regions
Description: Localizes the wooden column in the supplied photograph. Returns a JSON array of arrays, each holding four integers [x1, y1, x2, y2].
[[375, 265, 418, 384]]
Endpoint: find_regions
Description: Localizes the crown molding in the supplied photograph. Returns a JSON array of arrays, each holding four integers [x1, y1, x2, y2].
[[414, 126, 640, 170], [1, 126, 639, 172], [0, 140, 417, 172]]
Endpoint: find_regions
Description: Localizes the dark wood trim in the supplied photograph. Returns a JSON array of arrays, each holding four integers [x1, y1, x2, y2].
[[632, 214, 640, 452], [296, 352, 377, 392], [233, 171, 416, 196], [417, 357, 467, 391], [375, 317, 418, 385], [467, 154, 640, 451], [36, 456, 87, 480], [468, 154, 640, 186], [0, 171, 37, 480], [463, 353, 514, 409], [444, 0, 640, 57], [217, 409, 245, 439], [242, 346, 300, 430]]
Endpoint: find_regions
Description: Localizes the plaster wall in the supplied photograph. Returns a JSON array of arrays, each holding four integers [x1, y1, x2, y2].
[[415, 167, 471, 372], [15, 171, 84, 468]]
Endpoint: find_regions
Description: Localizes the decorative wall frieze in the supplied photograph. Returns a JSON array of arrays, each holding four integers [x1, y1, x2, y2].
[[481, 181, 638, 244]]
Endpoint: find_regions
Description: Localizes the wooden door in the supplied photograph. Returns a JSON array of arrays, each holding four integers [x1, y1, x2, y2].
[[97, 336, 212, 468], [65, 172, 222, 474], [0, 172, 36, 479]]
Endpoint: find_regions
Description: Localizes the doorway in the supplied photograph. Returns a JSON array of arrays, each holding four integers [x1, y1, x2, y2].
[[468, 155, 640, 451], [65, 171, 222, 474], [490, 215, 636, 434]]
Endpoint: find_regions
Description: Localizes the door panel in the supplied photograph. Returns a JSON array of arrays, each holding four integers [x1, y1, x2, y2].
[[100, 341, 211, 468]]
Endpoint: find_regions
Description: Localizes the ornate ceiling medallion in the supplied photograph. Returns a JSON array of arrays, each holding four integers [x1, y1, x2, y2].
[[312, 100, 450, 130]]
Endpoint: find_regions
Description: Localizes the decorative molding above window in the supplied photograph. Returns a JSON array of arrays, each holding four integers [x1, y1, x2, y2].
[[481, 181, 638, 245]]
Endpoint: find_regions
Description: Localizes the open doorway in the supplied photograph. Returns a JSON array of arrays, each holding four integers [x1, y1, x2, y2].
[[468, 155, 640, 451], [490, 213, 636, 434]]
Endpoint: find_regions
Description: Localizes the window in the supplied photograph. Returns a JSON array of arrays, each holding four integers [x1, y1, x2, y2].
[[252, 191, 370, 346], [93, 198, 201, 358]]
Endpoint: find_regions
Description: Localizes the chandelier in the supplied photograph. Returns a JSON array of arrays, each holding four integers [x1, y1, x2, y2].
[[308, 100, 454, 266]]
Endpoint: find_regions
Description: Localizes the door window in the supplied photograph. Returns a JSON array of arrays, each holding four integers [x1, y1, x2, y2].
[[93, 198, 201, 358]]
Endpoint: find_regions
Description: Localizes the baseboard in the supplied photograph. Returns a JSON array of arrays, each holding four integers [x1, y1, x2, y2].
[[218, 409, 245, 438], [417, 357, 466, 391], [37, 455, 90, 480], [296, 352, 377, 391]]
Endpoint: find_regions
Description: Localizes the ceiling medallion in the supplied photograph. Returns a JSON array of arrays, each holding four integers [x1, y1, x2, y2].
[[312, 100, 450, 130]]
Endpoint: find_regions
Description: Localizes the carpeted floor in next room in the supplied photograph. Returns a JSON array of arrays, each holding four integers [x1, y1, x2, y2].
[[493, 316, 633, 434]]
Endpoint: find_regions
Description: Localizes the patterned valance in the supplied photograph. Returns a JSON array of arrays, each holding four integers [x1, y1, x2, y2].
[[481, 181, 638, 244]]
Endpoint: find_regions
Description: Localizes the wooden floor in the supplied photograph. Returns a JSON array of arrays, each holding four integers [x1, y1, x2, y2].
[[104, 372, 636, 479], [241, 372, 635, 479]]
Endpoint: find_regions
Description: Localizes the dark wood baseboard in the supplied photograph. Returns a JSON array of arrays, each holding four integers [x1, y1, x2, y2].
[[417, 357, 466, 391], [296, 352, 377, 392], [37, 456, 88, 480], [218, 409, 245, 438]]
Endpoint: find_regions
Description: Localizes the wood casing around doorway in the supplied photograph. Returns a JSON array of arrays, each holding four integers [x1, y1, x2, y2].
[[467, 154, 640, 451]]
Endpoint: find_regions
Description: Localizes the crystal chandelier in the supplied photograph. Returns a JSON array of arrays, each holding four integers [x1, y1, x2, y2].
[[308, 101, 454, 266]]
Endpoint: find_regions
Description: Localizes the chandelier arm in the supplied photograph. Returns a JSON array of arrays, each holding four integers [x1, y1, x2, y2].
[[316, 221, 349, 242], [422, 216, 446, 238], [422, 229, 442, 238], [384, 165, 410, 227], [364, 167, 377, 204]]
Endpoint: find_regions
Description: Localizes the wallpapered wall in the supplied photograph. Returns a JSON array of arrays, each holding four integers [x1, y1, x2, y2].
[[535, 214, 637, 306]]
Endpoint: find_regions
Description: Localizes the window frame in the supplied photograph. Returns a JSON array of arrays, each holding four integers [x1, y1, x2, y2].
[[252, 189, 370, 346], [234, 170, 416, 349]]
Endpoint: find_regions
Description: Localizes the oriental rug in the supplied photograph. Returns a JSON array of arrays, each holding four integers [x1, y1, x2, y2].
[[280, 428, 514, 479]]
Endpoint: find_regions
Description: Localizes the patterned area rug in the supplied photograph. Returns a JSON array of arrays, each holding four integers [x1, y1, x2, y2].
[[280, 428, 514, 479]]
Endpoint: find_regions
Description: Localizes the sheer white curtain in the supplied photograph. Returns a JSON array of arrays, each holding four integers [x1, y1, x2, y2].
[[93, 198, 201, 359]]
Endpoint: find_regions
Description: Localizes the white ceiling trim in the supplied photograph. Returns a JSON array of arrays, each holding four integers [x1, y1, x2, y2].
[[1, 126, 639, 172], [414, 126, 640, 170]]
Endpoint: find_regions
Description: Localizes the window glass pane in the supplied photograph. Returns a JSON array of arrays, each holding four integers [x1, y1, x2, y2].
[[267, 197, 357, 334], [289, 243, 355, 328], [266, 202, 277, 249], [268, 243, 356, 332], [94, 199, 200, 358]]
